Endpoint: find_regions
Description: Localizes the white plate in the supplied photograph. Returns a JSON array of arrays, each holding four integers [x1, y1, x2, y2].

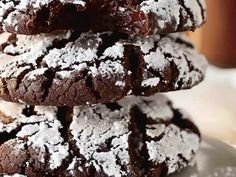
[[169, 137, 236, 177]]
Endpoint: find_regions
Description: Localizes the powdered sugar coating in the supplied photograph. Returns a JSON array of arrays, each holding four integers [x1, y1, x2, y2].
[[70, 107, 131, 177], [3, 174, 27, 177], [16, 116, 69, 170], [0, 101, 69, 170], [140, 0, 206, 32], [0, 94, 200, 176], [0, 0, 85, 31], [0, 0, 206, 35], [69, 94, 200, 176], [0, 31, 126, 81], [146, 124, 199, 174], [0, 31, 207, 106], [131, 34, 207, 88]]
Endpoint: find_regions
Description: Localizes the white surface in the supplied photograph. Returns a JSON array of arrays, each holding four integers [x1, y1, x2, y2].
[[167, 66, 236, 147]]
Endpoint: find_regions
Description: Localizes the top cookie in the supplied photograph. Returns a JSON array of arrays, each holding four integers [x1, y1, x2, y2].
[[0, 0, 207, 35]]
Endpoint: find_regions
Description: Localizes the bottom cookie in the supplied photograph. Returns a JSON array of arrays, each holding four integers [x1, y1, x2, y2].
[[0, 94, 200, 177]]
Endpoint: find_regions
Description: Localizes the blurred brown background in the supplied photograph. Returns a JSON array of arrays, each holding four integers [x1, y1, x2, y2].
[[187, 0, 236, 67]]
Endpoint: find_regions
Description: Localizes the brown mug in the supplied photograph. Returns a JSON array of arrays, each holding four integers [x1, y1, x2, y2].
[[188, 0, 236, 68]]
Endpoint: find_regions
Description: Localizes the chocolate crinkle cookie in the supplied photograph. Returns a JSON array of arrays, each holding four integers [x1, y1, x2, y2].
[[0, 0, 207, 35], [0, 94, 200, 177], [0, 31, 207, 106]]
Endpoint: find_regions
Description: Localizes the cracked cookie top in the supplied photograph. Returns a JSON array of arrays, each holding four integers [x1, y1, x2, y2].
[[0, 31, 207, 106], [0, 0, 206, 35], [0, 94, 200, 177]]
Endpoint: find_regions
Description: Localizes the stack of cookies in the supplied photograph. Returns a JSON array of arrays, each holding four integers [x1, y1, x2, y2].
[[0, 1, 207, 177]]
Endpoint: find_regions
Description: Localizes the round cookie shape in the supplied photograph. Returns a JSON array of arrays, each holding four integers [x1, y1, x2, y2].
[[0, 94, 201, 177], [0, 31, 207, 106], [0, 0, 207, 35]]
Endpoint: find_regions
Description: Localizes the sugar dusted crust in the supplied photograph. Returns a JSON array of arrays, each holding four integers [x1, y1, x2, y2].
[[0, 31, 207, 106], [0, 0, 206, 35], [0, 94, 200, 177]]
